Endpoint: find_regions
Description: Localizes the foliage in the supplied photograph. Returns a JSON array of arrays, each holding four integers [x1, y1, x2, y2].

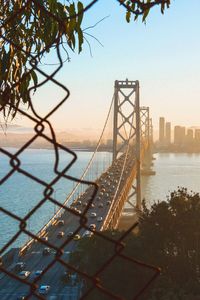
[[70, 188, 200, 299], [0, 0, 84, 118], [70, 230, 154, 299], [138, 187, 200, 298], [120, 0, 171, 23], [0, 0, 171, 118]]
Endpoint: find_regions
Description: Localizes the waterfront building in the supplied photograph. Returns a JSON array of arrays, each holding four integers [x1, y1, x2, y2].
[[174, 126, 181, 145], [165, 122, 171, 145], [181, 127, 186, 143], [159, 117, 165, 145], [186, 129, 193, 143], [194, 129, 200, 144], [174, 126, 186, 146]]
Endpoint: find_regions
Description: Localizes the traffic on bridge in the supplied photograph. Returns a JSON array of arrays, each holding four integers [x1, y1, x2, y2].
[[0, 151, 139, 299], [0, 79, 153, 299]]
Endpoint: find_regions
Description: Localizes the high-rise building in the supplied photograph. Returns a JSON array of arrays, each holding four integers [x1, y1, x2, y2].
[[174, 126, 186, 145], [194, 129, 200, 143], [186, 129, 193, 143], [181, 127, 186, 143], [165, 122, 171, 145], [159, 117, 165, 145], [174, 126, 181, 145]]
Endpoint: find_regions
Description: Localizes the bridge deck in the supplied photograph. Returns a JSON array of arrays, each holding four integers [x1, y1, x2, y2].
[[0, 150, 143, 299]]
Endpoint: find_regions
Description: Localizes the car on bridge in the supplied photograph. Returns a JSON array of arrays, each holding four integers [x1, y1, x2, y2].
[[72, 207, 82, 214], [57, 219, 64, 226], [70, 273, 78, 286], [43, 247, 50, 255], [61, 270, 70, 282], [38, 285, 50, 295], [57, 231, 64, 238], [19, 270, 31, 279], [67, 231, 74, 237], [41, 235, 48, 242], [73, 234, 81, 241], [89, 224, 96, 231], [82, 230, 93, 238], [34, 270, 43, 277], [90, 212, 97, 218], [14, 262, 26, 272]]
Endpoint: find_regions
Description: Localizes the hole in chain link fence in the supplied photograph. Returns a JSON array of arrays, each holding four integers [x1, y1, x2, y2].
[[0, 1, 161, 299]]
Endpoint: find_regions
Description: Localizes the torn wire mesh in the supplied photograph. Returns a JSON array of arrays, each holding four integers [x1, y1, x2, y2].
[[0, 1, 160, 299]]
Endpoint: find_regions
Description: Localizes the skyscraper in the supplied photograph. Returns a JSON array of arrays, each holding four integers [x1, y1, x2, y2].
[[159, 117, 165, 145], [165, 122, 171, 145], [195, 129, 200, 144], [174, 126, 181, 145], [186, 129, 193, 143], [181, 127, 186, 144], [174, 126, 186, 145]]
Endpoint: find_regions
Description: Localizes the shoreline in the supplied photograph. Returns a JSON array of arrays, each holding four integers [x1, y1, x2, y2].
[[0, 146, 113, 152], [2, 146, 200, 154]]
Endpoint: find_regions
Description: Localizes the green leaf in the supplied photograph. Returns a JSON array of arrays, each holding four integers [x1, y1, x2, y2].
[[77, 28, 83, 53], [131, 2, 135, 11], [31, 70, 38, 91], [77, 1, 84, 26], [126, 10, 131, 23], [48, 0, 56, 11], [142, 7, 150, 22], [69, 3, 76, 30]]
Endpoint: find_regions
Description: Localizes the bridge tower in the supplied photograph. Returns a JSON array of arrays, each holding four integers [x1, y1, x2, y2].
[[149, 117, 153, 145], [112, 79, 141, 209], [140, 106, 150, 148], [140, 107, 154, 150], [140, 107, 155, 175]]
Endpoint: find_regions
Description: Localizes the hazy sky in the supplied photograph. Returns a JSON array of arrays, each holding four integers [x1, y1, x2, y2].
[[15, 0, 200, 136]]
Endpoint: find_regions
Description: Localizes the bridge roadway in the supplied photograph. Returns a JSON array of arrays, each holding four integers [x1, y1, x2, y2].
[[0, 153, 134, 299]]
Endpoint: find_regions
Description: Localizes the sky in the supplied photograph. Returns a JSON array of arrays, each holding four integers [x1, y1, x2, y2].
[[13, 0, 200, 138]]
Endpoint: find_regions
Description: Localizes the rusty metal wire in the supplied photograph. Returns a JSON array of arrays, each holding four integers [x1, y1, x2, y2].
[[0, 1, 161, 299]]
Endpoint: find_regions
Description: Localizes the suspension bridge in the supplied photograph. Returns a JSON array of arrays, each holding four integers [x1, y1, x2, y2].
[[0, 79, 154, 300]]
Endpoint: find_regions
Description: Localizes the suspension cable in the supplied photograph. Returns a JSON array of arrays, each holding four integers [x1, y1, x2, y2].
[[63, 93, 115, 205]]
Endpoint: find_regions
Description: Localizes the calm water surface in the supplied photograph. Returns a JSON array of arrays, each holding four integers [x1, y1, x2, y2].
[[0, 148, 111, 250], [141, 152, 200, 205], [1, 150, 200, 250]]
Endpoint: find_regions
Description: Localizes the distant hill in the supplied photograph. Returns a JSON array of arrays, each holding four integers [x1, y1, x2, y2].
[[0, 124, 112, 149]]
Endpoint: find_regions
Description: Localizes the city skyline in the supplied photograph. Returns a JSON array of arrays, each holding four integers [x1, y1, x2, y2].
[[157, 116, 200, 152]]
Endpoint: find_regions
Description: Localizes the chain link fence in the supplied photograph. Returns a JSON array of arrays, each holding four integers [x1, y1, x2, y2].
[[0, 1, 165, 299]]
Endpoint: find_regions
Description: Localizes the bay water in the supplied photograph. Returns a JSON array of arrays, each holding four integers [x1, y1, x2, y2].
[[1, 149, 200, 250]]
